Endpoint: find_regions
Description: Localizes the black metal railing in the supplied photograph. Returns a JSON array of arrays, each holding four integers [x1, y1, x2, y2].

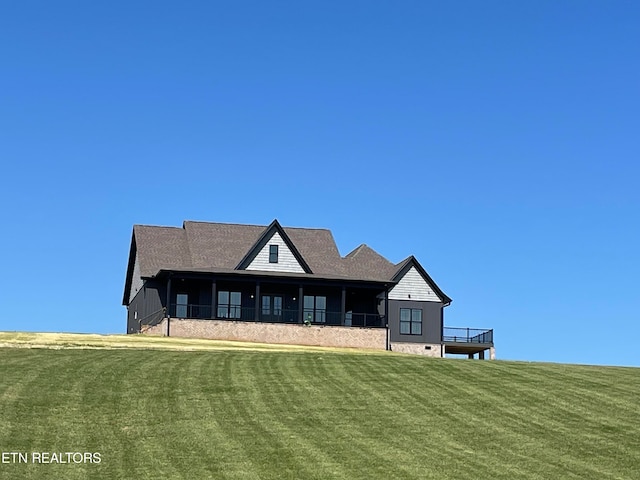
[[215, 306, 257, 322], [259, 309, 300, 324], [138, 307, 166, 328], [345, 312, 385, 328], [170, 303, 213, 319], [168, 304, 385, 328], [443, 327, 493, 344]]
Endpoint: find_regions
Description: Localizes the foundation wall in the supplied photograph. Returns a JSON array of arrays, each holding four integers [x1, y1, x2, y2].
[[143, 318, 387, 350], [390, 342, 443, 357]]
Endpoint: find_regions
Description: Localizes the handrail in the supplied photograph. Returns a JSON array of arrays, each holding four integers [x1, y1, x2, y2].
[[138, 307, 166, 329], [443, 327, 493, 344]]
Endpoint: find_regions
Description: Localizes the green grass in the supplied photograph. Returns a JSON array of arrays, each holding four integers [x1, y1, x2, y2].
[[0, 334, 639, 479]]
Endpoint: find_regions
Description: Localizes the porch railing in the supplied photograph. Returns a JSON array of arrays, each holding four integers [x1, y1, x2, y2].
[[168, 304, 385, 328], [443, 327, 493, 344]]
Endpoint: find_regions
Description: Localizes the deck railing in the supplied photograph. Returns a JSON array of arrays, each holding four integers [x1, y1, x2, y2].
[[169, 303, 385, 328], [168, 304, 385, 328], [443, 327, 493, 344]]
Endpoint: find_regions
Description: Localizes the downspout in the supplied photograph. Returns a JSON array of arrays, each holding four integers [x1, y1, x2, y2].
[[441, 300, 450, 358], [384, 287, 390, 351]]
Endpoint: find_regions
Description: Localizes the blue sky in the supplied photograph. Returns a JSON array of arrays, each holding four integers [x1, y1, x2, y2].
[[1, 1, 638, 366]]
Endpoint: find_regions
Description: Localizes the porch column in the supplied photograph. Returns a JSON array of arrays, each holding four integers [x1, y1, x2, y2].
[[341, 286, 346, 326], [211, 280, 217, 319], [298, 285, 303, 323], [255, 282, 260, 321], [166, 276, 172, 337], [479, 350, 485, 360], [468, 353, 474, 359]]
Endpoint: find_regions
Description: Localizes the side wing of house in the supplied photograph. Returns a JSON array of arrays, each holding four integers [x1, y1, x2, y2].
[[123, 226, 185, 333], [387, 256, 451, 354]]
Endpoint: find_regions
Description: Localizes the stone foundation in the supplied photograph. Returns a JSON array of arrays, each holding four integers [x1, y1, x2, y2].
[[390, 342, 443, 357], [143, 318, 387, 350]]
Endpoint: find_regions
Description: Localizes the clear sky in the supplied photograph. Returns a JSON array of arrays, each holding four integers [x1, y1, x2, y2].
[[1, 1, 638, 366]]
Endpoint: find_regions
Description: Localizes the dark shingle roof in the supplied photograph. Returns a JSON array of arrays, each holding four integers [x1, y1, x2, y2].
[[124, 219, 449, 304], [133, 220, 402, 278], [184, 221, 265, 270], [133, 225, 191, 278], [131, 220, 399, 282], [343, 244, 398, 281]]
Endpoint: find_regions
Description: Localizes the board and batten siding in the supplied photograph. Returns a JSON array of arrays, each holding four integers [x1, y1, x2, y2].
[[129, 253, 144, 304], [388, 266, 441, 302], [245, 232, 305, 273]]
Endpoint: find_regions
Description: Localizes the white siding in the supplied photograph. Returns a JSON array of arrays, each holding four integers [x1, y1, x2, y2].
[[245, 232, 306, 273], [389, 266, 441, 302], [129, 253, 144, 304]]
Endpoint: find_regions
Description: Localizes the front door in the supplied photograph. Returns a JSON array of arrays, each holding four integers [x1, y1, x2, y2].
[[261, 295, 283, 322]]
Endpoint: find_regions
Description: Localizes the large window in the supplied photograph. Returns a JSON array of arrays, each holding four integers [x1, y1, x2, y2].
[[176, 293, 188, 318], [304, 295, 326, 323], [218, 291, 241, 319], [269, 244, 279, 263], [400, 308, 422, 335]]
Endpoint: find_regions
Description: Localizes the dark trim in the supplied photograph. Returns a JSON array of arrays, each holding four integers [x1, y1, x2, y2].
[[255, 282, 260, 321], [384, 288, 389, 350], [298, 285, 303, 323], [211, 280, 217, 321], [153, 269, 388, 289], [166, 276, 171, 337], [391, 256, 452, 305], [235, 219, 313, 273], [122, 230, 137, 305]]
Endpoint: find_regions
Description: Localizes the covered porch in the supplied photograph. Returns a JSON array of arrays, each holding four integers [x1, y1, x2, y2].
[[159, 272, 388, 329]]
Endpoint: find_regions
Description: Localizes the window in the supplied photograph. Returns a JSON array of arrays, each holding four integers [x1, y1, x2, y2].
[[269, 244, 279, 263], [400, 308, 422, 335], [217, 291, 241, 319], [262, 295, 283, 319], [304, 295, 326, 323], [176, 293, 188, 318]]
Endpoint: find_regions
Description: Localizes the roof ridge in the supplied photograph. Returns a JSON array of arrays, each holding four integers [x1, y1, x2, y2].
[[134, 223, 183, 230], [183, 220, 268, 228], [344, 243, 367, 258], [283, 226, 332, 232]]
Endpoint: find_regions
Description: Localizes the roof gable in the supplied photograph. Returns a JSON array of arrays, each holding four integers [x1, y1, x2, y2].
[[244, 231, 306, 273], [389, 256, 452, 304], [342, 244, 397, 281], [236, 220, 312, 273]]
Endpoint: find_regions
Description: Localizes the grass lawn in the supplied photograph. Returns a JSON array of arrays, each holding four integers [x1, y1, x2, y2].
[[0, 333, 639, 479]]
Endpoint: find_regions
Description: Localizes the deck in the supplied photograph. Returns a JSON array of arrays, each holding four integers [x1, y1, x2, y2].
[[443, 327, 494, 357]]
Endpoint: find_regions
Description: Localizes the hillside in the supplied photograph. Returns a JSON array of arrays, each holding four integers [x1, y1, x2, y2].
[[0, 333, 638, 479]]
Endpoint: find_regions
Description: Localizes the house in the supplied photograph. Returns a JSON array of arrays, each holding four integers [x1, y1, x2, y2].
[[123, 219, 494, 358]]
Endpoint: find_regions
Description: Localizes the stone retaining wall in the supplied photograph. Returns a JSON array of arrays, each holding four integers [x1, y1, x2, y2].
[[143, 318, 387, 350]]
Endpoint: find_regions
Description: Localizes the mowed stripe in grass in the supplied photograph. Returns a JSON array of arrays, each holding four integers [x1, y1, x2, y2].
[[1, 348, 639, 479]]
